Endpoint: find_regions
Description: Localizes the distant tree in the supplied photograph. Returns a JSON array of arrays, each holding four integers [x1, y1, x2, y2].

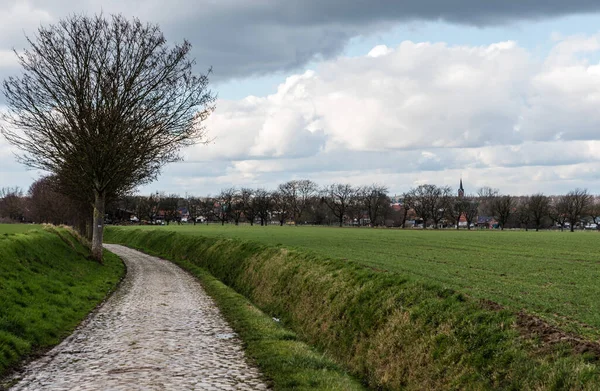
[[400, 192, 414, 229], [278, 180, 318, 225], [549, 196, 568, 231], [1, 14, 216, 261], [562, 189, 591, 232], [217, 188, 235, 225], [588, 196, 600, 226], [186, 196, 201, 225], [0, 187, 25, 221], [240, 188, 257, 226], [528, 193, 550, 231], [515, 197, 531, 231], [491, 195, 514, 230], [199, 197, 216, 224], [160, 194, 181, 225], [357, 184, 389, 227], [409, 184, 451, 229], [446, 197, 466, 230], [271, 191, 288, 226], [321, 184, 356, 227], [230, 190, 245, 225], [463, 196, 479, 230], [254, 189, 273, 226], [477, 186, 499, 217]]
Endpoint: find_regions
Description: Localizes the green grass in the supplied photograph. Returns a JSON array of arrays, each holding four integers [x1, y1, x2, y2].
[[127, 225, 600, 339], [0, 227, 124, 380], [106, 227, 600, 390], [0, 224, 42, 235]]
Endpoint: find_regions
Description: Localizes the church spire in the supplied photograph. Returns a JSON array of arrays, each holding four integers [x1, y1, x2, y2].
[[458, 178, 464, 198]]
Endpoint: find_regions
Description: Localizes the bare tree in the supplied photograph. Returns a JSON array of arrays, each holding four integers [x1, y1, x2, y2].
[[400, 192, 414, 229], [230, 189, 245, 226], [588, 196, 600, 226], [254, 189, 272, 226], [463, 196, 479, 230], [515, 197, 531, 231], [1, 14, 215, 261], [240, 188, 257, 226], [528, 194, 550, 231], [199, 197, 216, 225], [357, 184, 389, 227], [492, 195, 514, 230], [160, 194, 181, 225], [186, 196, 200, 225], [446, 197, 466, 230], [409, 184, 451, 229], [0, 187, 25, 221], [278, 179, 318, 225], [321, 184, 356, 227], [562, 189, 591, 232], [477, 186, 499, 217], [217, 188, 235, 226]]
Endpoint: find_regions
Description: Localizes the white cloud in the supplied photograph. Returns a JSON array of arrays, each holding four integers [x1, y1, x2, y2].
[[161, 36, 600, 195]]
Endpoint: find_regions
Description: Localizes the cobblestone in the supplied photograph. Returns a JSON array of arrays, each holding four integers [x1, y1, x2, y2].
[[10, 244, 268, 390]]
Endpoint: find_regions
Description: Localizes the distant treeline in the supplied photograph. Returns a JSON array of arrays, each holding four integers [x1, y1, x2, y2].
[[1, 176, 598, 233]]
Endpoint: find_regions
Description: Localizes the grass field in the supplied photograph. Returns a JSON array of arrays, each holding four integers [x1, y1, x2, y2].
[[125, 224, 600, 339], [0, 224, 41, 235]]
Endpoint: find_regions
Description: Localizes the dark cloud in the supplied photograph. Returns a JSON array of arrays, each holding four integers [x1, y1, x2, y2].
[[3, 0, 599, 81]]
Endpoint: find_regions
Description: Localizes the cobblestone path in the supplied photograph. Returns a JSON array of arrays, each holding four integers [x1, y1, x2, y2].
[[10, 244, 268, 391]]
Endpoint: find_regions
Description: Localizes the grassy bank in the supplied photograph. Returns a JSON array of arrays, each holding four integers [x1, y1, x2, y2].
[[106, 227, 600, 390], [0, 227, 124, 379], [174, 259, 364, 390], [126, 224, 600, 339]]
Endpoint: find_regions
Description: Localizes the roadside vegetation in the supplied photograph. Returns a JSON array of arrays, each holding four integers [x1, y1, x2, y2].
[[106, 227, 600, 390], [0, 227, 124, 380]]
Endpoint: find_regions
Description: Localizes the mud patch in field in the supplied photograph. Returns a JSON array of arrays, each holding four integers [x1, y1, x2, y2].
[[516, 311, 600, 360]]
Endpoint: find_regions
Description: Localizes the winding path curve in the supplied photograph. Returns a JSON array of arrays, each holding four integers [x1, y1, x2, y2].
[[10, 244, 268, 390]]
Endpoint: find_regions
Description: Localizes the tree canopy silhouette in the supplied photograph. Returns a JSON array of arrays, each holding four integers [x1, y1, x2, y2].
[[1, 14, 216, 261]]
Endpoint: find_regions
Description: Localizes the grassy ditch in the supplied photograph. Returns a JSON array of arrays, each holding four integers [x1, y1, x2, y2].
[[105, 227, 600, 390], [172, 259, 364, 390], [0, 227, 124, 379]]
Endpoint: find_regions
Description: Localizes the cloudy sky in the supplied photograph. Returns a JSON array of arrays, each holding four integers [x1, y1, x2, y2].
[[3, 1, 600, 196]]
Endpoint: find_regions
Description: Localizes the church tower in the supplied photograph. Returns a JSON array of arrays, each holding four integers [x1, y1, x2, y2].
[[458, 178, 464, 198]]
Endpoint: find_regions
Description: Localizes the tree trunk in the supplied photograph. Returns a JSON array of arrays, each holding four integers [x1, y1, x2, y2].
[[91, 191, 105, 264], [87, 218, 94, 241], [570, 225, 574, 232], [339, 215, 343, 227]]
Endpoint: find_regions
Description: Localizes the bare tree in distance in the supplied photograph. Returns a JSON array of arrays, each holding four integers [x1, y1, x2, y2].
[[278, 180, 318, 225], [254, 189, 273, 226], [463, 196, 479, 230], [492, 195, 514, 230], [477, 186, 499, 217], [241, 188, 257, 226], [515, 197, 531, 231], [446, 197, 466, 230], [218, 188, 235, 226], [230, 190, 245, 226], [409, 184, 451, 229], [358, 184, 389, 227], [1, 14, 216, 262], [562, 189, 591, 232], [588, 196, 600, 227], [528, 194, 550, 231], [186, 196, 201, 225], [0, 187, 25, 222], [321, 183, 356, 227], [400, 192, 414, 229]]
